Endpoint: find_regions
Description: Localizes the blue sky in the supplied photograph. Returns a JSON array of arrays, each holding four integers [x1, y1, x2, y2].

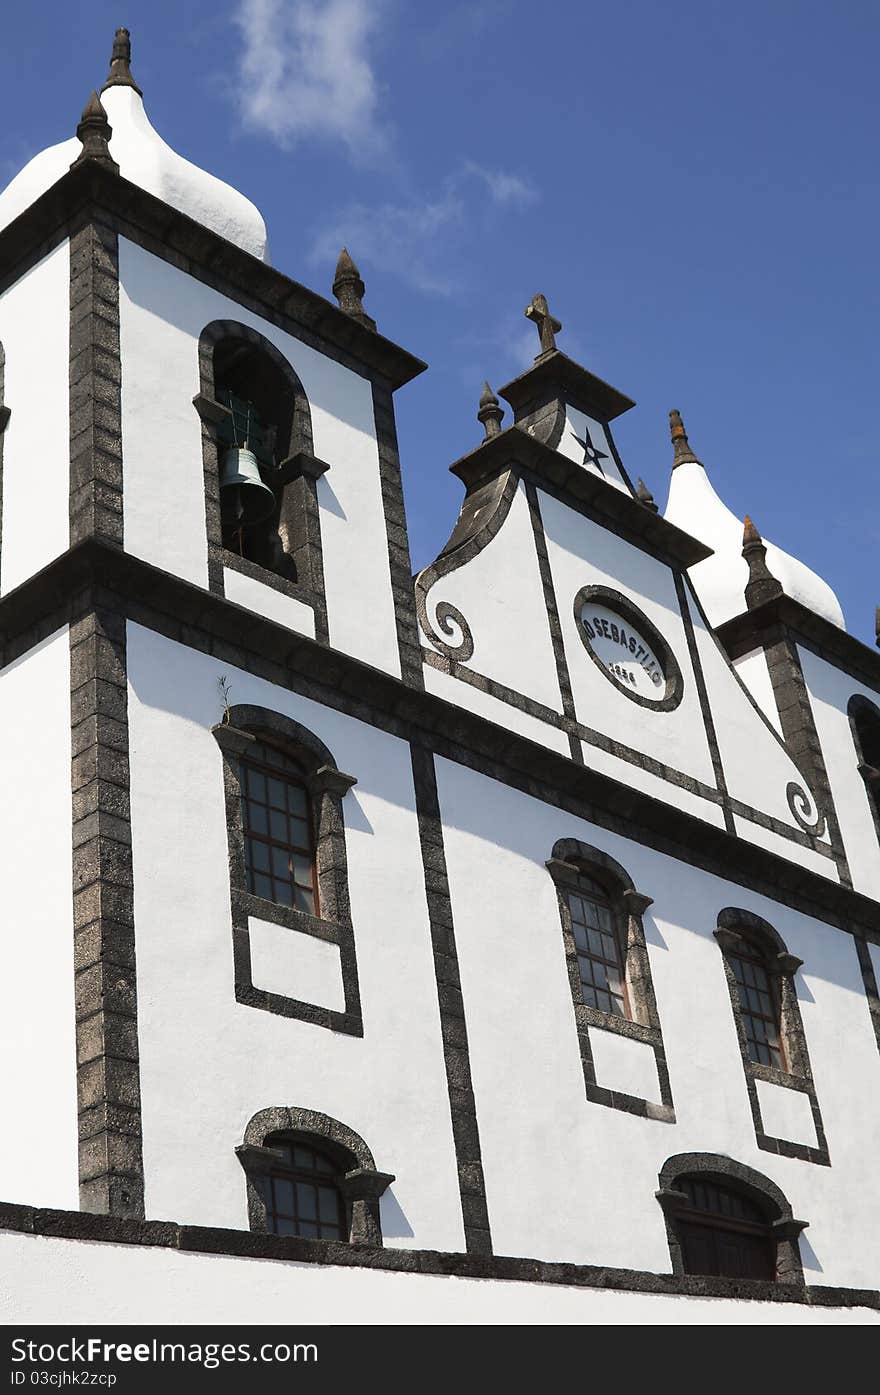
[[1, 2, 878, 639]]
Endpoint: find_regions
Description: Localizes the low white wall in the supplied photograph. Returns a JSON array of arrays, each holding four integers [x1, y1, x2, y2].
[[0, 1232, 873, 1325]]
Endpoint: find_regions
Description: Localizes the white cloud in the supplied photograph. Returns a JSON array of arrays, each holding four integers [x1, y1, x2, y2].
[[310, 162, 539, 294], [310, 187, 465, 295], [232, 0, 389, 157], [461, 161, 538, 207]]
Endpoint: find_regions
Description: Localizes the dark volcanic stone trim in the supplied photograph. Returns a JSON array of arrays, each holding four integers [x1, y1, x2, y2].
[[848, 694, 880, 850], [372, 381, 424, 688], [0, 1200, 874, 1309], [69, 597, 144, 1218], [714, 909, 830, 1167], [657, 1153, 807, 1285], [240, 1107, 390, 1245], [5, 542, 880, 946], [675, 573, 734, 833], [415, 470, 518, 661], [548, 843, 675, 1121], [410, 744, 492, 1256], [761, 629, 850, 884], [69, 218, 123, 549], [212, 708, 362, 1035], [524, 483, 582, 763]]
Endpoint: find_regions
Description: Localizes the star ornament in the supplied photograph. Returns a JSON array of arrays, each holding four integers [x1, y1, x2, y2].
[[573, 431, 608, 474]]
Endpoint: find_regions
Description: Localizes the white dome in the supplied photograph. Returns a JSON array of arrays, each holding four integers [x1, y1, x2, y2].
[[0, 82, 269, 264], [665, 452, 845, 631]]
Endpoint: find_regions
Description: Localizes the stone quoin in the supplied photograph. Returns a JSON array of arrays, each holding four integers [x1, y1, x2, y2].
[[0, 28, 879, 1325]]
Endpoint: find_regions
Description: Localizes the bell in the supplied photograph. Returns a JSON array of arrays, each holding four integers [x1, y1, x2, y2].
[[218, 445, 276, 527]]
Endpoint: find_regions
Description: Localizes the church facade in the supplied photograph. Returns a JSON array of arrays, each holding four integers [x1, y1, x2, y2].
[[0, 31, 878, 1323]]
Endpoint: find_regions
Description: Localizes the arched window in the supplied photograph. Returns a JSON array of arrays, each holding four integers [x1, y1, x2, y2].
[[212, 705, 362, 1035], [237, 1107, 394, 1246], [715, 910, 829, 1165], [547, 840, 674, 1121], [848, 695, 880, 838], [196, 322, 327, 614], [657, 1154, 807, 1285], [239, 739, 318, 914]]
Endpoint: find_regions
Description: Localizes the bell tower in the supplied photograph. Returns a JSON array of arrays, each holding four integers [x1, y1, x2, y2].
[[0, 28, 427, 1220]]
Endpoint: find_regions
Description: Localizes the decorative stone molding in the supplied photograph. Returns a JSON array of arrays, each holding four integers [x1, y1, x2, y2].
[[239, 1108, 391, 1246], [657, 1153, 807, 1286]]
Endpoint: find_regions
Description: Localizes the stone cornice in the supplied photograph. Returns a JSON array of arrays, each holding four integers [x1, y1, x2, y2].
[[3, 538, 880, 940], [717, 595, 880, 691], [448, 426, 712, 570], [0, 163, 426, 391]]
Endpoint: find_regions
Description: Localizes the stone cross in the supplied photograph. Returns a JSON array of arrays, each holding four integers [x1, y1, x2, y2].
[[525, 294, 562, 356]]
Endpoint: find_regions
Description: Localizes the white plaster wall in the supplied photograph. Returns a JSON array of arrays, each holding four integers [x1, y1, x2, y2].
[[755, 1081, 817, 1149], [126, 623, 461, 1249], [557, 406, 629, 493], [118, 240, 400, 675], [420, 482, 562, 712], [436, 756, 880, 1289], [222, 568, 316, 639], [423, 662, 571, 756], [798, 646, 880, 900], [590, 1029, 661, 1105], [733, 648, 782, 734], [248, 918, 345, 1012], [0, 242, 70, 594], [576, 738, 727, 828], [541, 495, 717, 787], [0, 1232, 874, 1325], [0, 628, 78, 1207]]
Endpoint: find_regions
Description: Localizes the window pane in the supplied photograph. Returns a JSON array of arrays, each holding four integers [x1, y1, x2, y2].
[[296, 1184, 317, 1220], [298, 1222, 319, 1239], [318, 1187, 339, 1222], [273, 1179, 295, 1216], [294, 884, 315, 914], [293, 1147, 314, 1169], [269, 808, 287, 841]]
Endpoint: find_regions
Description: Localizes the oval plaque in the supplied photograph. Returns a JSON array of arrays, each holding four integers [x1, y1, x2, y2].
[[573, 586, 683, 711]]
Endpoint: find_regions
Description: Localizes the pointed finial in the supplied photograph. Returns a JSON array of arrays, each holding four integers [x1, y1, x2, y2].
[[669, 408, 702, 468], [102, 27, 143, 97], [525, 294, 562, 357], [742, 515, 782, 609], [70, 92, 119, 174], [332, 248, 376, 331], [636, 477, 658, 512], [477, 381, 504, 439]]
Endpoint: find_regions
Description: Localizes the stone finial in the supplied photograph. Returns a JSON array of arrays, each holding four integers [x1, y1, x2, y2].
[[525, 293, 561, 357], [477, 381, 504, 439], [332, 248, 376, 331], [70, 92, 119, 174], [636, 477, 658, 512], [669, 408, 702, 468], [102, 27, 143, 96], [742, 515, 783, 609]]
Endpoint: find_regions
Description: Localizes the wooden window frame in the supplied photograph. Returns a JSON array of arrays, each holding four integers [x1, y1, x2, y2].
[[239, 739, 320, 915]]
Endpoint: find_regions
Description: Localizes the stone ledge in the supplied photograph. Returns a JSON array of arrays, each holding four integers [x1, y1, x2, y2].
[[0, 1201, 874, 1308]]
